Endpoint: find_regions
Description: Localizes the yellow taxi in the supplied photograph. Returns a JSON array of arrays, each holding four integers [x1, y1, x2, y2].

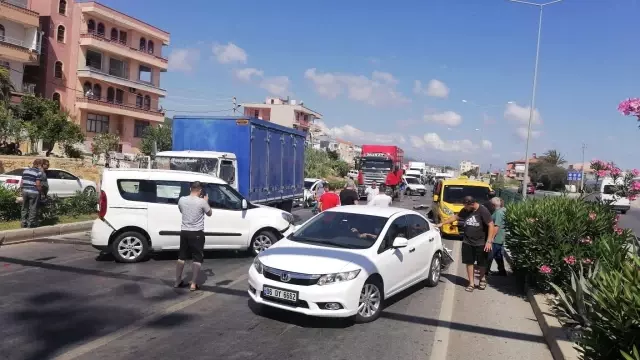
[[428, 176, 494, 236]]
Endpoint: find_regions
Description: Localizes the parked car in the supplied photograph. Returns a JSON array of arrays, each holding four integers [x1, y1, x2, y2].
[[518, 182, 536, 195], [303, 178, 325, 207], [248, 206, 445, 323], [0, 167, 97, 197], [91, 168, 295, 263]]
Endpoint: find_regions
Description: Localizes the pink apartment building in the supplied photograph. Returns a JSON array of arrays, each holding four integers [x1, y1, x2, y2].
[[30, 0, 169, 153], [242, 97, 322, 132]]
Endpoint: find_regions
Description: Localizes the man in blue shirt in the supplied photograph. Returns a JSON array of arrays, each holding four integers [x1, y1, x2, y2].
[[20, 159, 44, 228]]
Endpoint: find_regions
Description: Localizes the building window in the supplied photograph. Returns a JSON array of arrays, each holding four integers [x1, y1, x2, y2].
[[135, 94, 143, 108], [86, 113, 109, 133], [147, 40, 154, 54], [0, 25, 5, 41], [54, 61, 63, 79], [110, 28, 118, 42], [85, 49, 102, 70], [97, 23, 105, 36], [108, 58, 127, 78], [87, 19, 95, 33], [143, 95, 151, 110], [106, 87, 115, 103], [52, 92, 61, 108], [115, 89, 124, 104], [254, 110, 259, 118], [57, 25, 65, 43], [134, 120, 150, 138], [139, 37, 146, 51], [138, 65, 151, 83], [93, 84, 102, 99], [58, 0, 66, 15], [83, 81, 92, 96], [270, 99, 274, 104], [119, 30, 127, 45]]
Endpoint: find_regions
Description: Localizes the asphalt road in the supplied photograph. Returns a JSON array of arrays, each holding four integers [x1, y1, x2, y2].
[[0, 193, 465, 360]]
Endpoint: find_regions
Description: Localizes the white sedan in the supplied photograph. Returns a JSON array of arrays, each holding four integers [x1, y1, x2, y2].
[[248, 205, 446, 323], [0, 167, 97, 197]]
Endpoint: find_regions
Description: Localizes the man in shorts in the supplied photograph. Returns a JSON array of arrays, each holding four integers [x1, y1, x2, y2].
[[174, 181, 212, 291], [436, 196, 495, 292]]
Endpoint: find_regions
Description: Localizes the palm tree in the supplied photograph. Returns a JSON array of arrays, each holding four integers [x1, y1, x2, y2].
[[0, 67, 14, 104], [542, 149, 567, 166]]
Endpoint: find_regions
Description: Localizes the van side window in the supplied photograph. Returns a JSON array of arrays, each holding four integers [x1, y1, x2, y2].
[[117, 180, 156, 202], [219, 160, 235, 185], [155, 181, 188, 204]]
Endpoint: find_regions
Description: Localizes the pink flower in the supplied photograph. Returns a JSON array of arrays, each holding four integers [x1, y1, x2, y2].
[[610, 167, 622, 177], [631, 181, 640, 191], [563, 256, 576, 265], [618, 98, 640, 116], [588, 212, 597, 221], [580, 237, 592, 245], [614, 215, 620, 224], [539, 265, 552, 274], [597, 170, 608, 178], [615, 227, 624, 235], [632, 169, 640, 177], [629, 195, 638, 201], [582, 258, 593, 265]]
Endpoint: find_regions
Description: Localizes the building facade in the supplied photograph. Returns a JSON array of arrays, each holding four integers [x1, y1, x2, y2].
[[506, 153, 539, 180], [242, 97, 322, 132], [459, 160, 479, 174], [0, 0, 42, 102]]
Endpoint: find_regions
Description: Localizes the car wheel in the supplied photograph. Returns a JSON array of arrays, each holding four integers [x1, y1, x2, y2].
[[621, 210, 628, 215], [83, 186, 96, 196], [250, 230, 277, 256], [425, 252, 441, 287], [355, 278, 384, 323], [111, 231, 149, 263], [420, 192, 425, 196]]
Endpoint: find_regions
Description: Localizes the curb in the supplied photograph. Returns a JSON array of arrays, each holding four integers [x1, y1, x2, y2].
[[503, 247, 581, 360], [0, 220, 93, 246]]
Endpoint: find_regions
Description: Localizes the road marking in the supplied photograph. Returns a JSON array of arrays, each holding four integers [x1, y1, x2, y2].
[[52, 270, 250, 360], [428, 240, 461, 360]]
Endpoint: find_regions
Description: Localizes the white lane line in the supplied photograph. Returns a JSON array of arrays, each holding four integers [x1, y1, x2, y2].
[[52, 270, 250, 360], [428, 240, 461, 360]]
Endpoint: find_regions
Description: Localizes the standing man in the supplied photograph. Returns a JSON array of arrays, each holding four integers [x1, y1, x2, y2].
[[318, 183, 340, 211], [40, 159, 50, 199], [20, 159, 44, 228], [370, 184, 393, 207], [486, 197, 507, 276], [340, 182, 359, 205], [436, 196, 495, 292], [174, 181, 212, 291], [364, 181, 379, 205]]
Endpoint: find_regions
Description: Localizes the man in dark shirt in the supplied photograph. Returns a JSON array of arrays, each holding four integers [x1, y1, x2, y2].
[[339, 183, 359, 205], [436, 196, 495, 292]]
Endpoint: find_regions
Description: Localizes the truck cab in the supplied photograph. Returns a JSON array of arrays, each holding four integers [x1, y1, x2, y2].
[[150, 151, 239, 190], [356, 155, 394, 198]]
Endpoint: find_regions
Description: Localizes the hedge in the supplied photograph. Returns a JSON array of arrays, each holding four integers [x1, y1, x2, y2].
[[0, 186, 97, 224]]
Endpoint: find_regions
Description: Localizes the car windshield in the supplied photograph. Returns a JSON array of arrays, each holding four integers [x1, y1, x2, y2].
[[153, 156, 219, 175], [304, 181, 315, 189], [362, 159, 392, 170], [443, 185, 490, 204], [405, 177, 420, 184], [289, 212, 389, 249]]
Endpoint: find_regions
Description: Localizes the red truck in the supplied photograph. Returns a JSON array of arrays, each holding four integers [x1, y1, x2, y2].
[[355, 145, 404, 198]]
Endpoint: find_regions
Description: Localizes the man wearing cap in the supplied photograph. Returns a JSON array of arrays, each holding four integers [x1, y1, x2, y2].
[[436, 196, 496, 292]]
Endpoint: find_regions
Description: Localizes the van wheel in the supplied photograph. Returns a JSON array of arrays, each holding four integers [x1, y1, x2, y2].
[[111, 231, 149, 263], [250, 230, 277, 256], [621, 210, 628, 214]]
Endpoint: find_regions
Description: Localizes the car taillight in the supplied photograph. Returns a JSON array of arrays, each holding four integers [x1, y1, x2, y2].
[[5, 179, 19, 184], [98, 190, 107, 218], [357, 170, 364, 185]]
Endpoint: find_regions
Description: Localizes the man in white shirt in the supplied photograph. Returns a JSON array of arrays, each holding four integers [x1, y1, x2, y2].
[[364, 181, 380, 205], [371, 184, 392, 207]]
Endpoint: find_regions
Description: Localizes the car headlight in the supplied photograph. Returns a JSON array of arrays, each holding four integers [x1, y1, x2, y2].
[[442, 206, 454, 216], [317, 269, 361, 286], [253, 257, 263, 274], [281, 212, 294, 224]]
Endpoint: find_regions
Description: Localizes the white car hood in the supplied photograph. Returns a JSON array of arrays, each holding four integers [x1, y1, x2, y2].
[[259, 238, 359, 274], [407, 184, 425, 190]]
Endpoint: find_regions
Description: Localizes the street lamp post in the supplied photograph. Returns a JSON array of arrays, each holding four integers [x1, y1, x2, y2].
[[509, 0, 563, 199]]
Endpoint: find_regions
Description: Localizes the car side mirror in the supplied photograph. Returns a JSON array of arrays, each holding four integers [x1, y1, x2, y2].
[[392, 237, 409, 248], [241, 199, 248, 210], [433, 195, 439, 202]]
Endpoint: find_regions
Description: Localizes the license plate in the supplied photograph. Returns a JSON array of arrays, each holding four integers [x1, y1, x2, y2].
[[263, 286, 298, 303]]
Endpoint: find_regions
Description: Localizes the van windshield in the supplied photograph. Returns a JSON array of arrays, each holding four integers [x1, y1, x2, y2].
[[443, 185, 490, 204], [603, 185, 617, 195], [153, 156, 219, 175]]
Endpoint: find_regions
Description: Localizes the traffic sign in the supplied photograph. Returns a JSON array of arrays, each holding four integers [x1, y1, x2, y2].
[[567, 171, 582, 181]]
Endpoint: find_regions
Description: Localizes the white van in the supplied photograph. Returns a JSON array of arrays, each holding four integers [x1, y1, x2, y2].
[[583, 177, 630, 214], [92, 168, 295, 263], [402, 175, 426, 196]]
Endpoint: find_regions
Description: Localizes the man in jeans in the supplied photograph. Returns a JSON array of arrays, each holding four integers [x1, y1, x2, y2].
[[20, 159, 44, 228], [486, 197, 507, 276]]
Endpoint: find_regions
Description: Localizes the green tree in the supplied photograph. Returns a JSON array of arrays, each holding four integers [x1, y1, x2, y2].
[[0, 105, 25, 144], [0, 67, 14, 104], [91, 133, 120, 164], [326, 149, 340, 161], [529, 162, 567, 191], [541, 149, 566, 166], [305, 148, 336, 178], [332, 160, 350, 177], [140, 123, 172, 155], [462, 168, 479, 177]]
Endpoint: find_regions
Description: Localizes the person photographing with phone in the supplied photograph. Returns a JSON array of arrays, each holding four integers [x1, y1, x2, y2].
[[174, 181, 212, 291]]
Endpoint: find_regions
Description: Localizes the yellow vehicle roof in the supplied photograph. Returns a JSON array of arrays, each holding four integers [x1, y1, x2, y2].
[[440, 177, 492, 189]]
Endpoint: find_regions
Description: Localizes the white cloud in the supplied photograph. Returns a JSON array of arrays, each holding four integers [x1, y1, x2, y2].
[[411, 133, 482, 153], [424, 111, 463, 127], [233, 67, 264, 82], [212, 42, 247, 64], [481, 140, 493, 150], [515, 127, 541, 140], [414, 79, 450, 98], [260, 76, 291, 96], [304, 68, 411, 107], [314, 121, 406, 145], [504, 102, 542, 125], [168, 48, 200, 72]]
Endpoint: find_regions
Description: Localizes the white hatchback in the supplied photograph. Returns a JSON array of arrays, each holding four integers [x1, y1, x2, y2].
[[248, 205, 445, 323], [91, 168, 295, 262]]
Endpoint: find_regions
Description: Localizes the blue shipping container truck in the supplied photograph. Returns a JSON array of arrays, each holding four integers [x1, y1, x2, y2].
[[171, 116, 305, 212]]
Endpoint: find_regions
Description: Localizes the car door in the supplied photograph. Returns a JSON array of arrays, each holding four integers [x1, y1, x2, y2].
[[146, 180, 187, 250], [202, 183, 251, 248], [43, 170, 67, 197], [375, 215, 415, 295], [57, 170, 83, 195], [405, 214, 437, 282]]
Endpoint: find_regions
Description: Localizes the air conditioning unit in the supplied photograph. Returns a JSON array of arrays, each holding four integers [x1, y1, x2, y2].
[[129, 87, 136, 93]]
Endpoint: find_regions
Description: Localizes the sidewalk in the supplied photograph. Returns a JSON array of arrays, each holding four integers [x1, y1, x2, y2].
[[441, 241, 553, 360]]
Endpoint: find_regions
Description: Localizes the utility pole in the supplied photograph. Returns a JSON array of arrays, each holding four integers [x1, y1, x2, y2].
[[232, 97, 238, 115], [579, 143, 586, 192]]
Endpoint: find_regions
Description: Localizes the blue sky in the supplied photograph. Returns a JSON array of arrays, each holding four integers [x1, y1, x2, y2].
[[102, 0, 640, 170]]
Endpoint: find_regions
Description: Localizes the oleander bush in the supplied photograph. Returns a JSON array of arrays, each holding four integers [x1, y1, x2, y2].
[[0, 187, 97, 223]]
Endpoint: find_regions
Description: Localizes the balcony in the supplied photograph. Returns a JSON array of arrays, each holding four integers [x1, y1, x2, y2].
[[0, 36, 38, 63], [11, 82, 36, 95], [76, 96, 165, 122], [79, 33, 168, 70], [0, 0, 39, 28], [77, 67, 167, 97]]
